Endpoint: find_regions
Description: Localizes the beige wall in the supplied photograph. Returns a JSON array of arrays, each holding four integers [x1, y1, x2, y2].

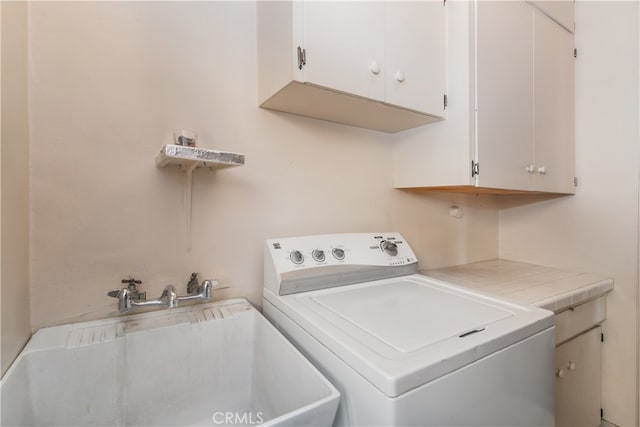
[[27, 2, 498, 330], [499, 1, 640, 425], [1, 1, 32, 376]]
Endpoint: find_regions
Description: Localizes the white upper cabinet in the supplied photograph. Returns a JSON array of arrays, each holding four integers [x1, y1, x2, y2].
[[393, 0, 575, 194], [257, 1, 447, 133]]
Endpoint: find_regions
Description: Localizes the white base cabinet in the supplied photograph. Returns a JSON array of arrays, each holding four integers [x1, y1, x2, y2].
[[555, 326, 602, 427], [554, 295, 606, 427], [257, 1, 447, 133], [393, 0, 575, 194]]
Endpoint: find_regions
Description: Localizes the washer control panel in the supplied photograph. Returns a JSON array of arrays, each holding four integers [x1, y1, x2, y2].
[[264, 233, 419, 295], [266, 233, 417, 271]]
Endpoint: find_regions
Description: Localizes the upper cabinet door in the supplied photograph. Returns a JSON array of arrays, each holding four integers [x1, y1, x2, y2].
[[303, 1, 385, 102], [385, 1, 447, 116], [534, 9, 575, 193], [476, 1, 534, 191]]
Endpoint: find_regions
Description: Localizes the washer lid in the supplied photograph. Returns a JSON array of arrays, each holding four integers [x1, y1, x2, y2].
[[266, 274, 554, 398], [311, 280, 511, 353]]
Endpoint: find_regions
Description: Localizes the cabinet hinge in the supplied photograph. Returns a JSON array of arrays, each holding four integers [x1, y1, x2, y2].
[[574, 48, 577, 58], [444, 94, 448, 109], [471, 161, 480, 177], [573, 177, 578, 187], [297, 46, 306, 70]]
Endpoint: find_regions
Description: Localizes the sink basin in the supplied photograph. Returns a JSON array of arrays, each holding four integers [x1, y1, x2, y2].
[[1, 298, 339, 426]]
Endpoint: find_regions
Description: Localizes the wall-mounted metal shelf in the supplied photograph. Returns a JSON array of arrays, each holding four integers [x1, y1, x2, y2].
[[156, 144, 245, 251], [156, 144, 245, 170]]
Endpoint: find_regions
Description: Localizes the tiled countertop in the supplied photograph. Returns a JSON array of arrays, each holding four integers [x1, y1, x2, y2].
[[421, 259, 614, 313]]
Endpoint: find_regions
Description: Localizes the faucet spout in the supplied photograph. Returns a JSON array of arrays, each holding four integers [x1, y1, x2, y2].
[[201, 280, 214, 300], [160, 284, 178, 308], [116, 288, 133, 313], [128, 284, 178, 311]]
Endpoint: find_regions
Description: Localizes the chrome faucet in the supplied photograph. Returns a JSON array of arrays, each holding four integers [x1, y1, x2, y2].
[[179, 273, 216, 303], [108, 274, 218, 314]]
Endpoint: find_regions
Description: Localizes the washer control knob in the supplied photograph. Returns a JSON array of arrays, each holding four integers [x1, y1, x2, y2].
[[332, 248, 345, 260], [380, 240, 398, 256], [312, 249, 326, 263], [290, 250, 304, 265]]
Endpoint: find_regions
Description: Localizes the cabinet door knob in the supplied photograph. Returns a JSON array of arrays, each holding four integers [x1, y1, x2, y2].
[[567, 361, 576, 370], [395, 71, 406, 83], [526, 164, 535, 173], [556, 368, 566, 378], [370, 62, 381, 75], [538, 166, 547, 175]]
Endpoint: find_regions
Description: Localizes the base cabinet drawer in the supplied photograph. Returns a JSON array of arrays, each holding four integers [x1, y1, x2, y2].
[[555, 326, 601, 427], [554, 296, 606, 345]]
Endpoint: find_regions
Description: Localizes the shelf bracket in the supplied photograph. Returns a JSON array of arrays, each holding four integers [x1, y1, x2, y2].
[[156, 144, 245, 251], [184, 162, 198, 251]]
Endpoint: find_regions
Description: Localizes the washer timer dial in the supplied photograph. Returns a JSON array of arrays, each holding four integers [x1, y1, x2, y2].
[[331, 248, 345, 260], [312, 249, 326, 263], [380, 240, 398, 256], [290, 250, 304, 264]]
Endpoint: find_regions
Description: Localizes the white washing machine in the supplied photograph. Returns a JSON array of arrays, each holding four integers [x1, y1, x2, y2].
[[263, 233, 555, 426]]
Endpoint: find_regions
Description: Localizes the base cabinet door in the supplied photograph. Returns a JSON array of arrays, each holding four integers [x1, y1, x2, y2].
[[555, 326, 602, 427]]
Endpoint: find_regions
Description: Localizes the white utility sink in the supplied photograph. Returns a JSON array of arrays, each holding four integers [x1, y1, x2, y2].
[[0, 298, 339, 426]]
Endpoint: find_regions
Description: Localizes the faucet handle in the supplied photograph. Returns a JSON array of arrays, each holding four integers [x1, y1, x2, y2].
[[187, 273, 200, 294], [122, 278, 142, 289], [119, 278, 146, 301]]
